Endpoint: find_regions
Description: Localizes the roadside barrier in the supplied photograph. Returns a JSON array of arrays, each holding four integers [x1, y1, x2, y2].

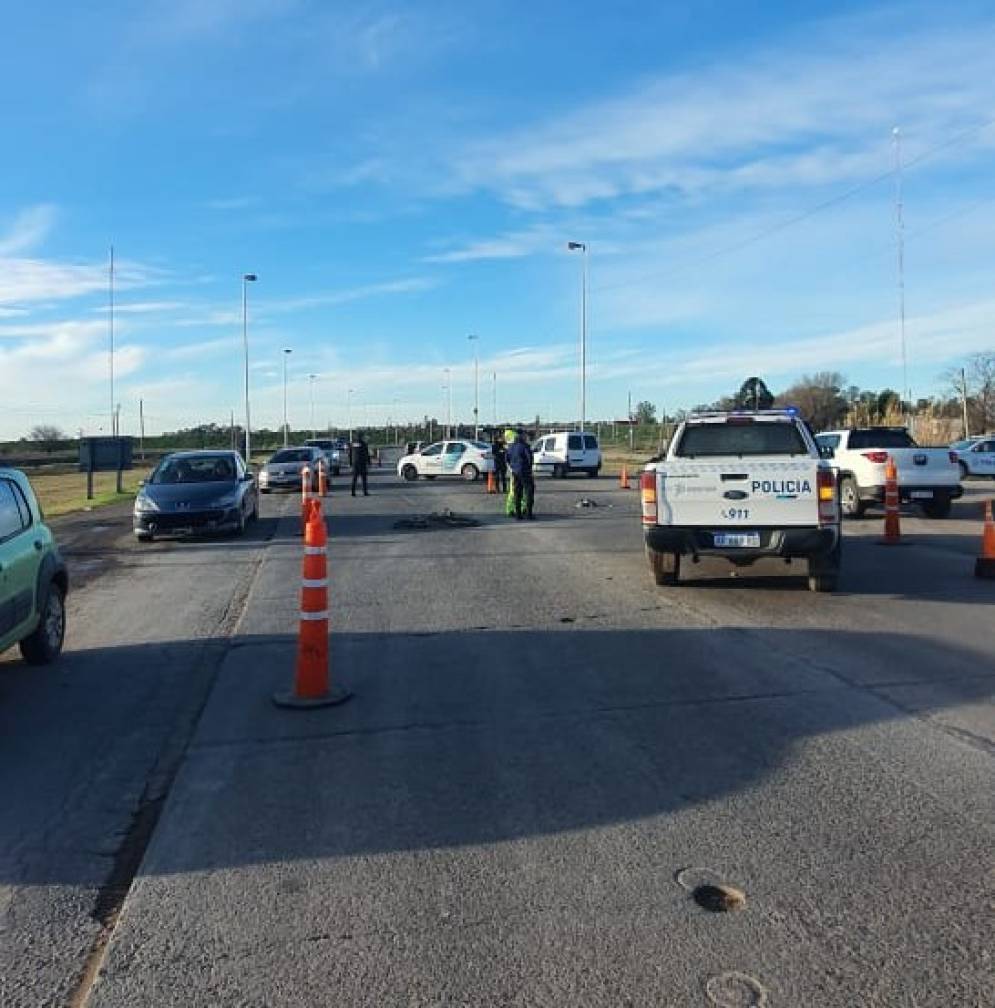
[[274, 498, 352, 709], [486, 470, 497, 494], [975, 499, 995, 579], [878, 456, 903, 545], [318, 460, 328, 498], [619, 465, 630, 489]]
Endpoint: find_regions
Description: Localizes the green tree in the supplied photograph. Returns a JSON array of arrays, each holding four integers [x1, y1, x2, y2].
[[735, 377, 774, 410], [634, 400, 657, 424]]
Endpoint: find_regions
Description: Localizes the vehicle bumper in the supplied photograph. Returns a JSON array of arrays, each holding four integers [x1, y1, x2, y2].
[[645, 525, 839, 559], [259, 476, 305, 491], [857, 483, 963, 503], [133, 507, 241, 535]]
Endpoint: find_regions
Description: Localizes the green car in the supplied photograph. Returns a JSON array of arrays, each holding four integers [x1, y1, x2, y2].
[[0, 468, 68, 664]]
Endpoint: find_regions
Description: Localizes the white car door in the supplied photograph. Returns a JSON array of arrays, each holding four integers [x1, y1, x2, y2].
[[441, 442, 467, 476], [566, 433, 586, 470], [418, 443, 444, 476], [969, 440, 995, 476]]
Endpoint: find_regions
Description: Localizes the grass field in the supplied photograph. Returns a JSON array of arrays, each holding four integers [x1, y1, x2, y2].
[[24, 468, 144, 518]]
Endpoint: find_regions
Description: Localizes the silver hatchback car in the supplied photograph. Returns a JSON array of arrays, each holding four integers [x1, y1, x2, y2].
[[258, 446, 324, 493]]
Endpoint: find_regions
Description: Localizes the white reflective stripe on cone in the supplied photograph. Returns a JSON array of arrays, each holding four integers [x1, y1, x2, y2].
[[299, 611, 329, 621], [304, 546, 325, 555], [301, 578, 328, 588]]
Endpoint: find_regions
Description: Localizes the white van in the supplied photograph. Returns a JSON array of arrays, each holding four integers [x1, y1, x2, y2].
[[532, 431, 602, 478]]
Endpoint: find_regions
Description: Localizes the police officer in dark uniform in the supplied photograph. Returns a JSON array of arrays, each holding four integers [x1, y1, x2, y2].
[[350, 432, 371, 496], [506, 428, 535, 520], [491, 432, 508, 493]]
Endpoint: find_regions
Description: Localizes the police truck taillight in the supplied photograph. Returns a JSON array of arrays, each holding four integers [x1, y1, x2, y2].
[[817, 468, 837, 524], [640, 471, 657, 525], [861, 451, 889, 464]]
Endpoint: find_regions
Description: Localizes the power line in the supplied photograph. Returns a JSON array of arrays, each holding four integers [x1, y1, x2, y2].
[[593, 116, 995, 296]]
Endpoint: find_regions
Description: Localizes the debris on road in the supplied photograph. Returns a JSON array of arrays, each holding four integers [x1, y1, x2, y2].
[[575, 497, 613, 508], [692, 883, 747, 912], [393, 509, 482, 530]]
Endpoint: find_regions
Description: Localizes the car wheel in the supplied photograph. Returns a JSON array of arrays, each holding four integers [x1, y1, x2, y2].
[[135, 531, 153, 542], [647, 547, 680, 586], [19, 581, 66, 665], [260, 488, 271, 494], [402, 464, 419, 481], [958, 461, 969, 480], [839, 476, 866, 518], [461, 463, 480, 482], [807, 544, 841, 593], [425, 475, 437, 481], [922, 499, 952, 519], [587, 467, 600, 478], [554, 464, 568, 478]]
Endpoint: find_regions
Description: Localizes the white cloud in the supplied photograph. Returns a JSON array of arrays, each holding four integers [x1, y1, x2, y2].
[[267, 277, 439, 313], [448, 20, 995, 209], [0, 255, 158, 307], [0, 205, 58, 255], [424, 228, 558, 263]]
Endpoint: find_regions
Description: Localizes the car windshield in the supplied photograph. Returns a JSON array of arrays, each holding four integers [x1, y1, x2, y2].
[[677, 422, 808, 457], [472, 441, 490, 451], [306, 441, 333, 450], [270, 449, 313, 463], [950, 439, 977, 450], [151, 456, 236, 484]]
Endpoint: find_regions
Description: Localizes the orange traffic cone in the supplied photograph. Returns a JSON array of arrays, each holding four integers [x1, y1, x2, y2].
[[318, 459, 328, 498], [619, 465, 630, 489], [273, 498, 352, 708], [486, 470, 496, 494], [975, 499, 995, 579], [877, 456, 905, 545]]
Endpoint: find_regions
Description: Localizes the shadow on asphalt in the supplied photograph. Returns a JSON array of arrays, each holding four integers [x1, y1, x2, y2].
[[2, 625, 991, 883]]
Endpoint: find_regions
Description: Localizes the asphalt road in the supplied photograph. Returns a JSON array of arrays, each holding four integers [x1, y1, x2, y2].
[[1, 472, 993, 1006]]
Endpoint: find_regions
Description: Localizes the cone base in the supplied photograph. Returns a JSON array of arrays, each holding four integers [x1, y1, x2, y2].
[[272, 686, 353, 709], [876, 538, 910, 546], [974, 557, 995, 579]]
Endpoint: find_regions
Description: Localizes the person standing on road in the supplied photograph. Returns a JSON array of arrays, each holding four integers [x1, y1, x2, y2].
[[491, 432, 508, 493], [350, 432, 371, 497], [507, 428, 535, 520]]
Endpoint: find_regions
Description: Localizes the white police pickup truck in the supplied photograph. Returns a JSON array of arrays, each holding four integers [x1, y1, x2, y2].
[[640, 410, 841, 592]]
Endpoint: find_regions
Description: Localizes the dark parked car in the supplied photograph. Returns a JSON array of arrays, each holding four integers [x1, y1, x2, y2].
[[133, 451, 258, 541]]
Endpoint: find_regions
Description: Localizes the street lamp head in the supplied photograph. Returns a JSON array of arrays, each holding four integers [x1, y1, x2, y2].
[[283, 347, 292, 355], [567, 241, 586, 252], [243, 273, 257, 282]]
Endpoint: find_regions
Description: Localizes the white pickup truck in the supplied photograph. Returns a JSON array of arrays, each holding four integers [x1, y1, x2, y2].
[[641, 410, 841, 592], [814, 427, 962, 519]]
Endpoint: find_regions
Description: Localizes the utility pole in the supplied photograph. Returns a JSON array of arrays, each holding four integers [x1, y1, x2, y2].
[[628, 391, 634, 451], [960, 367, 971, 438], [109, 245, 115, 436], [241, 273, 257, 462], [139, 398, 145, 461], [230, 410, 236, 451], [492, 371, 497, 428], [893, 127, 909, 418], [567, 241, 588, 431]]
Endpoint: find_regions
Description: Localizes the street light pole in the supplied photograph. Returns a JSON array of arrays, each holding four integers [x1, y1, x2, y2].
[[567, 241, 588, 431], [347, 388, 356, 440], [308, 374, 318, 439], [468, 334, 480, 439], [282, 348, 293, 446], [492, 371, 497, 427], [443, 368, 452, 437], [241, 273, 257, 462]]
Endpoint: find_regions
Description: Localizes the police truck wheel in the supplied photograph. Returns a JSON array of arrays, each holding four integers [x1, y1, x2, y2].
[[461, 464, 479, 482], [647, 547, 680, 586], [19, 581, 66, 666], [839, 476, 866, 519], [402, 464, 418, 481]]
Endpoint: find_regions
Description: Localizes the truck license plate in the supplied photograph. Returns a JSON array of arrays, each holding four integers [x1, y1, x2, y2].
[[910, 491, 933, 499], [714, 532, 761, 548]]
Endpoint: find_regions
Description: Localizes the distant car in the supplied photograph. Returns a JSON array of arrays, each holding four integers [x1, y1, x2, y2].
[[304, 438, 344, 476], [533, 431, 602, 478], [0, 467, 68, 665], [397, 440, 495, 482], [950, 437, 995, 479], [133, 451, 258, 541], [258, 446, 324, 493]]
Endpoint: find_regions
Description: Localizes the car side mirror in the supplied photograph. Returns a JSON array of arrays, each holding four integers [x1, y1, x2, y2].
[[138, 479, 146, 487], [240, 473, 253, 482]]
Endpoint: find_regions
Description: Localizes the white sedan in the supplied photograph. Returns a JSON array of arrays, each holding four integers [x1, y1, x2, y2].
[[951, 437, 995, 479], [397, 440, 495, 482]]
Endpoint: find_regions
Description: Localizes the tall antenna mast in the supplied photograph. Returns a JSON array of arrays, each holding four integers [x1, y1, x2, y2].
[[109, 245, 116, 435], [892, 127, 908, 415]]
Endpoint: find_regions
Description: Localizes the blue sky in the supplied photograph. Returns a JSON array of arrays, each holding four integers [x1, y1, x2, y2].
[[2, 0, 995, 438]]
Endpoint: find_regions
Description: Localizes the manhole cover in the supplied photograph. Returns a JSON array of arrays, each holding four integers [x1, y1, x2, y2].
[[705, 971, 768, 1007]]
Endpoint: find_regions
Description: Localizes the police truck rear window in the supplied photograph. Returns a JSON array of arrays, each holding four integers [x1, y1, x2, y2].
[[677, 422, 807, 457]]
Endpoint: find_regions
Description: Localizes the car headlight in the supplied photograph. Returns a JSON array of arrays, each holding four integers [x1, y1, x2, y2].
[[135, 494, 159, 513], [216, 494, 239, 508]]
